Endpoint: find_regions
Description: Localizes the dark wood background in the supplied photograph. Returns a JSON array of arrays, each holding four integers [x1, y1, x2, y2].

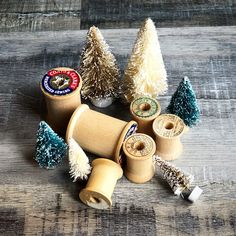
[[0, 0, 235, 32], [0, 1, 235, 236]]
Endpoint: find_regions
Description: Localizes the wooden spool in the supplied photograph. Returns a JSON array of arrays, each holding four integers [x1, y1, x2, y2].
[[40, 67, 82, 133], [79, 158, 123, 209], [152, 114, 185, 160], [66, 104, 137, 162], [130, 97, 161, 138], [122, 133, 156, 183]]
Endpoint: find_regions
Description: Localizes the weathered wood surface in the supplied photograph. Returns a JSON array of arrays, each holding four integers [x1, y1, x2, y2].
[[0, 0, 81, 32], [0, 0, 236, 32], [0, 27, 235, 235], [81, 0, 236, 29]]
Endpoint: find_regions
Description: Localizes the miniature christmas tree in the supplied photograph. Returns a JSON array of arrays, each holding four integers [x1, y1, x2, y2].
[[153, 156, 203, 202], [153, 156, 193, 196], [79, 26, 120, 107], [122, 18, 167, 103], [35, 121, 67, 169], [167, 76, 200, 127], [68, 138, 91, 181]]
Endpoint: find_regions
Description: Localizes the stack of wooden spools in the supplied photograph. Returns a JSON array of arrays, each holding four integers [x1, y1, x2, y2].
[[41, 67, 189, 209]]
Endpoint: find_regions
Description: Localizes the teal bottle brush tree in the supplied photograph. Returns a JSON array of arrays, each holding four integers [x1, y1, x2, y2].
[[35, 121, 68, 169], [167, 76, 200, 127]]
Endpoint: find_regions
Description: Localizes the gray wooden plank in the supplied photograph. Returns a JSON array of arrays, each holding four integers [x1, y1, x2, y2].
[[0, 12, 81, 32], [0, 27, 235, 235], [0, 0, 81, 32], [0, 183, 235, 235], [0, 0, 235, 32], [81, 0, 236, 29], [0, 0, 81, 13]]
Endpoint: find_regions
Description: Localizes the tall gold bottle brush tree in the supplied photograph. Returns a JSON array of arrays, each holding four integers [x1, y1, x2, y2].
[[79, 26, 120, 108]]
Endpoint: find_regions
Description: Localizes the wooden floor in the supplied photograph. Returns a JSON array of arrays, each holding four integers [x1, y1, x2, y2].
[[0, 27, 235, 236], [0, 0, 235, 32], [0, 1, 236, 236]]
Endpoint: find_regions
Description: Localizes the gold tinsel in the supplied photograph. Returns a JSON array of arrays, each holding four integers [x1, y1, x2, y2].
[[79, 26, 120, 99], [122, 18, 168, 103]]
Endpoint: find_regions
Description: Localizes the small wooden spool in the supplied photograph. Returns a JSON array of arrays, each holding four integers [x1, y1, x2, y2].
[[122, 133, 156, 183], [66, 104, 137, 163], [40, 67, 82, 133], [153, 114, 185, 160], [130, 97, 161, 138], [79, 158, 123, 209]]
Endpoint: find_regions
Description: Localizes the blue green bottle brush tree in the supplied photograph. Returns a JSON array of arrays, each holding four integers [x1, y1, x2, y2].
[[35, 121, 68, 169], [167, 76, 200, 127]]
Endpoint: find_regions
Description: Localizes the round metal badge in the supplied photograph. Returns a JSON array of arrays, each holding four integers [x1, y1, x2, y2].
[[41, 69, 81, 96]]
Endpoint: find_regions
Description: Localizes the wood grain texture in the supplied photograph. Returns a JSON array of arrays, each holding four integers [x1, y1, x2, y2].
[[0, 0, 81, 32], [0, 13, 81, 32], [81, 0, 236, 29], [0, 27, 235, 235], [0, 0, 236, 32], [0, 0, 81, 13]]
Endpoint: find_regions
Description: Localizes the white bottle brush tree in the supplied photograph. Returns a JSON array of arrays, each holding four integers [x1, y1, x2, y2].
[[68, 138, 91, 181], [79, 26, 120, 108], [122, 18, 168, 103]]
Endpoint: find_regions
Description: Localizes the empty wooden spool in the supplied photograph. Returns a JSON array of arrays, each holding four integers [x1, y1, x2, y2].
[[79, 158, 123, 209], [122, 133, 156, 183], [152, 114, 185, 160], [66, 104, 137, 162], [40, 67, 82, 133], [130, 97, 161, 138]]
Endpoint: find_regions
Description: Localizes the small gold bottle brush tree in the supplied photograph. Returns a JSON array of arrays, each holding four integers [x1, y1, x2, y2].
[[153, 156, 203, 202]]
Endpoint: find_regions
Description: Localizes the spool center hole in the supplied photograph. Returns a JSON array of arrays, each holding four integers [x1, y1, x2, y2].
[[165, 122, 174, 130], [89, 197, 100, 204], [140, 103, 151, 111], [51, 75, 70, 89], [134, 141, 145, 151], [58, 80, 65, 86]]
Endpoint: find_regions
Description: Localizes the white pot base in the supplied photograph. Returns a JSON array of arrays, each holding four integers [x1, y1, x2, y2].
[[91, 97, 113, 108]]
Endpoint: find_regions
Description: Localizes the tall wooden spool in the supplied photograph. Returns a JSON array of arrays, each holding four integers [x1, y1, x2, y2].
[[40, 67, 82, 133]]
